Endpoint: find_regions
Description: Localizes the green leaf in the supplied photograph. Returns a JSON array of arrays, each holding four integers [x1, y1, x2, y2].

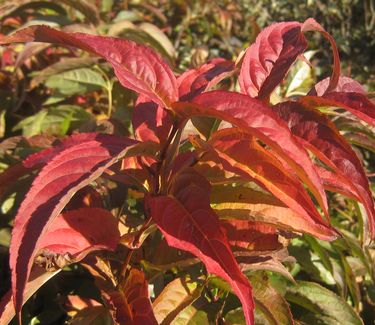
[[304, 235, 333, 274], [44, 68, 107, 96], [13, 105, 93, 136], [285, 50, 316, 97], [13, 110, 48, 136], [285, 281, 363, 325]]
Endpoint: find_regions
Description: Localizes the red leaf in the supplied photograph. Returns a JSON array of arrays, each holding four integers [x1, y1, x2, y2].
[[239, 21, 307, 101], [132, 95, 173, 144], [273, 101, 375, 237], [9, 133, 149, 318], [147, 169, 254, 325], [178, 58, 235, 101], [190, 129, 334, 234], [37, 208, 120, 261], [173, 91, 328, 217], [105, 269, 158, 325], [0, 25, 178, 108], [310, 76, 366, 96], [221, 219, 281, 251], [300, 93, 375, 127], [301, 18, 341, 93]]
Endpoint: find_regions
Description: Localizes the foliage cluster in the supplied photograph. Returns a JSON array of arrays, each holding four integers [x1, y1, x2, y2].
[[0, 1, 374, 325]]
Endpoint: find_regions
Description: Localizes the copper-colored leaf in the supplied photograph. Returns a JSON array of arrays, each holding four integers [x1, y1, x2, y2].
[[173, 91, 328, 216], [106, 269, 158, 325], [239, 18, 340, 101], [152, 276, 202, 324], [210, 184, 337, 240], [191, 128, 330, 230]]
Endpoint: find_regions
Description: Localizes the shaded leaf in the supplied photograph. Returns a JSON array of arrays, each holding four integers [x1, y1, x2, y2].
[[0, 266, 61, 325], [171, 295, 222, 325], [0, 164, 31, 201], [30, 57, 99, 88], [44, 68, 106, 96], [139, 22, 176, 60], [301, 18, 341, 93], [250, 274, 294, 325], [68, 306, 111, 325], [108, 21, 175, 65], [13, 105, 93, 136]]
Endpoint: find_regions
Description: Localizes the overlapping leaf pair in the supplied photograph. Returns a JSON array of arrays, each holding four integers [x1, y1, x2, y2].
[[0, 17, 374, 324]]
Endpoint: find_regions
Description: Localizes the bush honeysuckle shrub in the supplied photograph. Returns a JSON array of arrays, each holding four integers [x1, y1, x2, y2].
[[0, 18, 374, 324]]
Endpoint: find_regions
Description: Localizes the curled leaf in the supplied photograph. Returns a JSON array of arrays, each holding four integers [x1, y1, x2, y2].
[[239, 21, 307, 101]]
